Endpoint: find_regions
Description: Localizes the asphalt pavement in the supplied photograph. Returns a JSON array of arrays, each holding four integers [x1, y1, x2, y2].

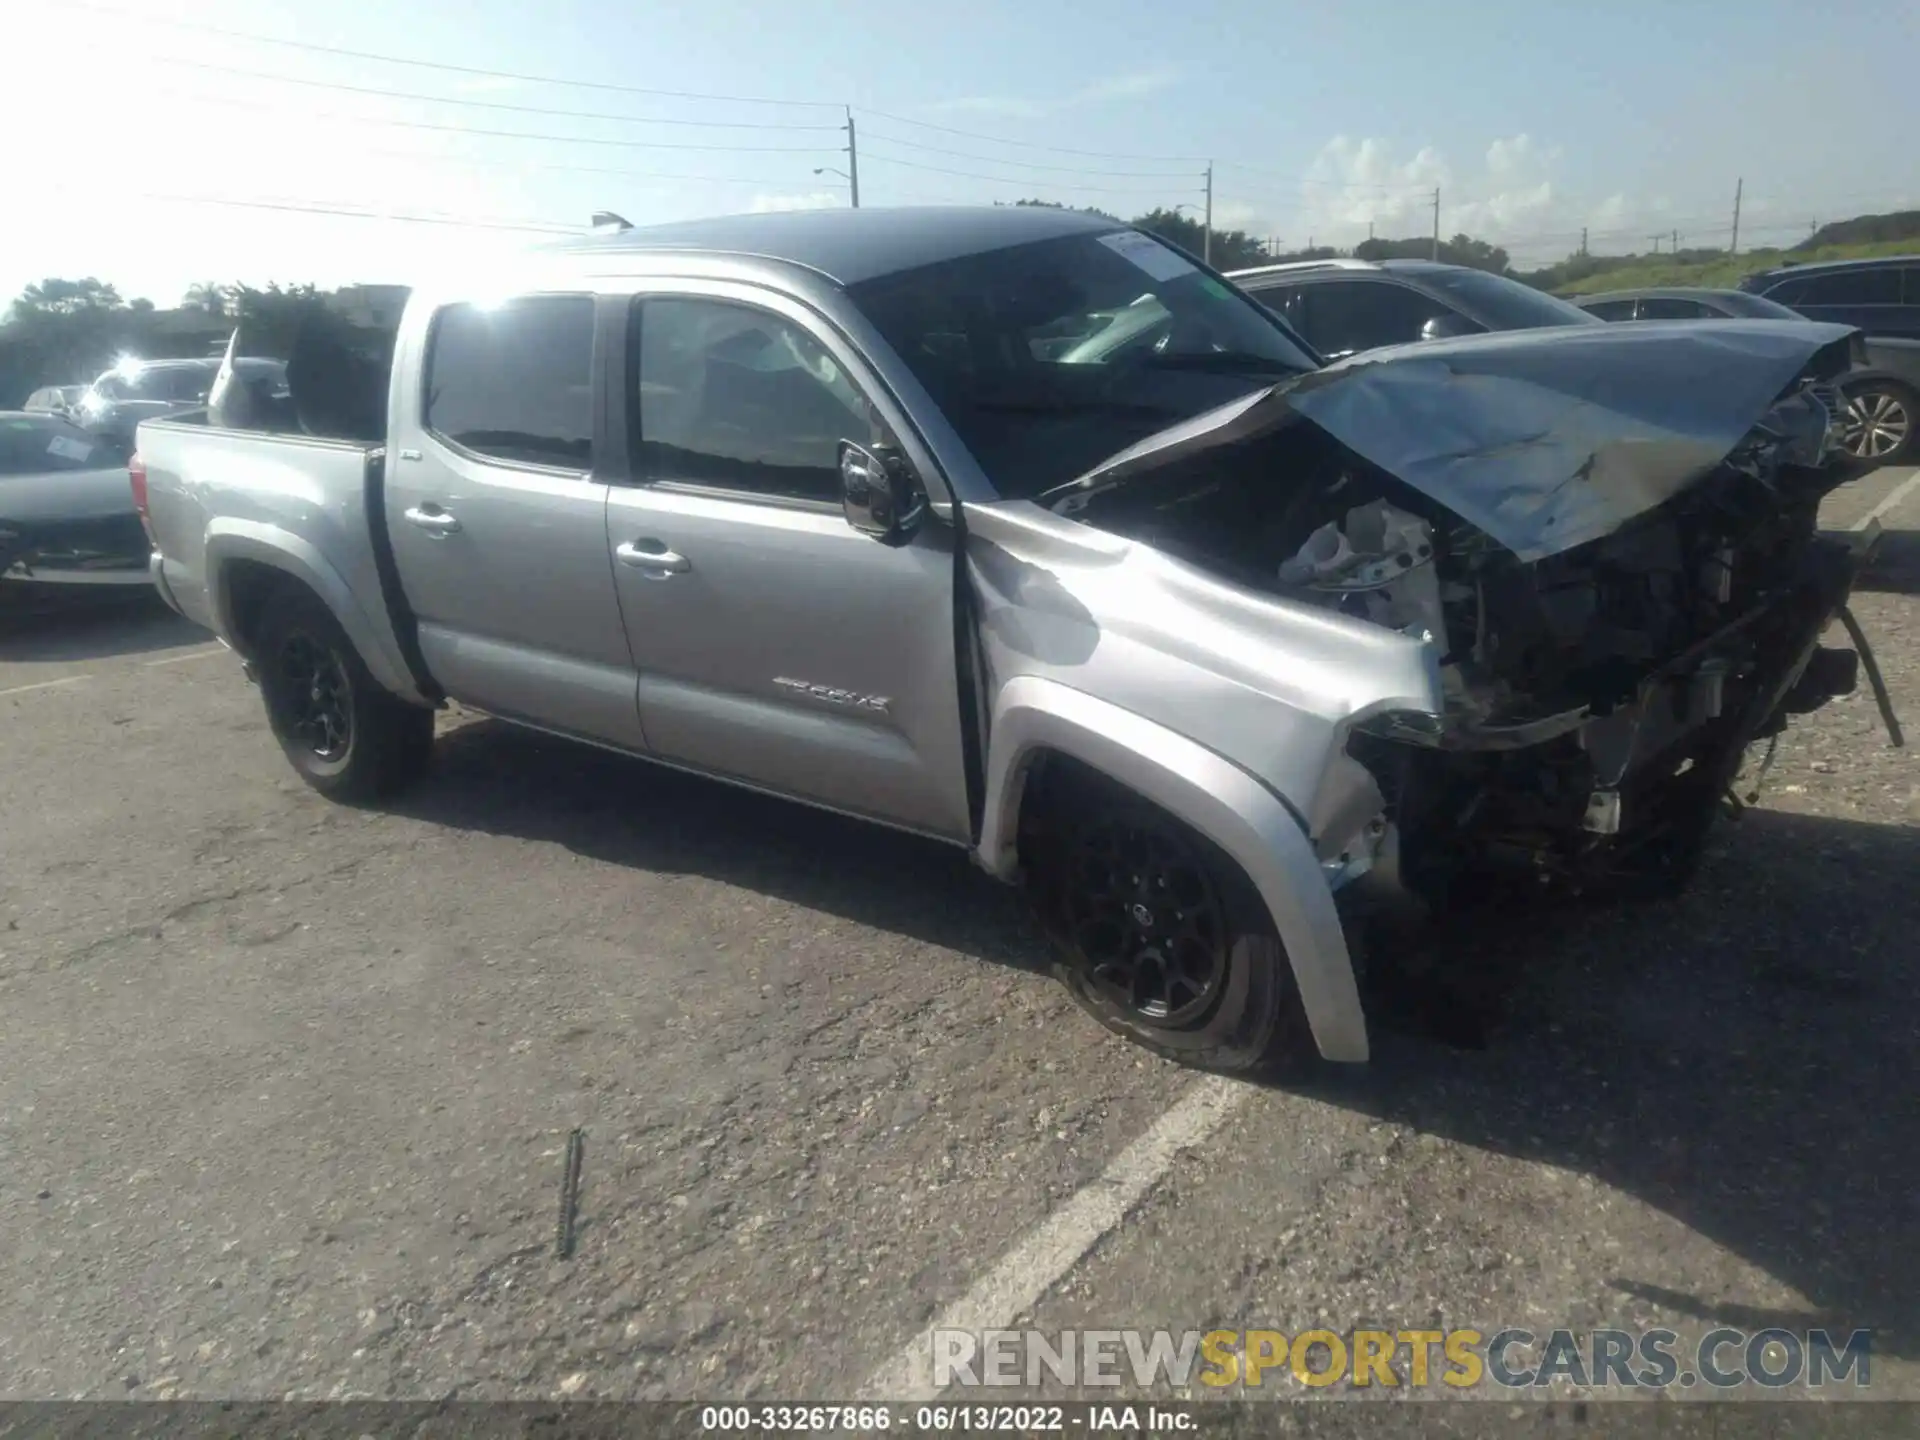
[[1, 467, 1914, 1405]]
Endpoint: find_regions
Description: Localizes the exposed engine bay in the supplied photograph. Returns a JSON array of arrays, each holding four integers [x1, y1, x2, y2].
[[1051, 357, 1882, 910]]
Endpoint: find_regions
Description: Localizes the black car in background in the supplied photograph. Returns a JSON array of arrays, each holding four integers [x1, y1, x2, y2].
[[1226, 257, 1602, 359], [0, 412, 150, 596], [74, 356, 287, 451], [1573, 287, 1806, 322], [1575, 283, 1920, 465], [1738, 254, 1920, 340]]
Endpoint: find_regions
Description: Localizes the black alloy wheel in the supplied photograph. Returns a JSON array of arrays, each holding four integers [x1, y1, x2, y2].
[[278, 631, 353, 762], [1060, 811, 1231, 1028], [253, 585, 435, 802]]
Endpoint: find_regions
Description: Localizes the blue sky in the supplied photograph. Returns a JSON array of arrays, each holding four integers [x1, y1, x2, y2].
[[8, 0, 1917, 306]]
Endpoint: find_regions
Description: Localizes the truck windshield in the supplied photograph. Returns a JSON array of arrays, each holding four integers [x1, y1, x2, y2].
[[847, 230, 1317, 500]]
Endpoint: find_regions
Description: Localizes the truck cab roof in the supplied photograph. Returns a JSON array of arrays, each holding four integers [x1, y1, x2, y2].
[[543, 204, 1123, 288]]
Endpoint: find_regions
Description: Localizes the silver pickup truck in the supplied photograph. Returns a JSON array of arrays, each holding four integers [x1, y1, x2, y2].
[[135, 205, 1871, 1071]]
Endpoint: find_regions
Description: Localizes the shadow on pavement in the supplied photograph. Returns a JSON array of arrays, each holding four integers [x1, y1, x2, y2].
[[397, 717, 1049, 975], [1855, 526, 1919, 596], [1305, 806, 1919, 1359], [400, 722, 1916, 1357], [0, 588, 204, 663]]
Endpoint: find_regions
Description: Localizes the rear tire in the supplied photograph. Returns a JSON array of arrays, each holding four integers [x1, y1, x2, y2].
[[254, 586, 434, 803], [1023, 760, 1313, 1074]]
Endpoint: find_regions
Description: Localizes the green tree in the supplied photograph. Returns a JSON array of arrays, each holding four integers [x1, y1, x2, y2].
[[1129, 208, 1269, 270], [8, 277, 125, 321], [182, 282, 232, 316], [1353, 233, 1511, 273]]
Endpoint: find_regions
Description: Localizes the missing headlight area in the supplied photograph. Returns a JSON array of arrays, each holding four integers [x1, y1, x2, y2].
[[1061, 358, 1870, 908]]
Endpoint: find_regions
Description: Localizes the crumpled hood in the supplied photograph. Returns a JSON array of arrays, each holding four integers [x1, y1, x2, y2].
[[1049, 318, 1858, 562]]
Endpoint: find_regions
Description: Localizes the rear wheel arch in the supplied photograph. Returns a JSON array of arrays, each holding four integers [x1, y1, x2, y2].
[[202, 525, 429, 705], [219, 557, 302, 660]]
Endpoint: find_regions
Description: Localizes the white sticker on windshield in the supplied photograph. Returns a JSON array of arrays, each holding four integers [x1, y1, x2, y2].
[[46, 435, 94, 463], [1098, 230, 1197, 282]]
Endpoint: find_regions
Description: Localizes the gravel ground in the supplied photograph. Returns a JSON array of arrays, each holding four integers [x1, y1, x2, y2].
[[0, 468, 1913, 1406]]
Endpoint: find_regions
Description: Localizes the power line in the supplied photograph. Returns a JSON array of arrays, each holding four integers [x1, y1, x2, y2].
[[857, 107, 1441, 194], [147, 86, 835, 154], [855, 127, 1199, 179], [857, 149, 1202, 197], [48, 186, 575, 234], [147, 55, 844, 131], [264, 138, 827, 189], [68, 0, 841, 109], [853, 106, 1207, 162], [1212, 160, 1439, 193]]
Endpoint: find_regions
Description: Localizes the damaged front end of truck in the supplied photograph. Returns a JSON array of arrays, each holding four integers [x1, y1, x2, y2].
[[1043, 319, 1890, 914]]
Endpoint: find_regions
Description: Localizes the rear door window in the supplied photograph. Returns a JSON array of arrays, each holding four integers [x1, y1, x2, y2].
[[423, 295, 595, 468], [1581, 299, 1639, 321], [1786, 269, 1902, 306], [1242, 283, 1301, 324], [1636, 297, 1714, 319], [1295, 279, 1448, 354]]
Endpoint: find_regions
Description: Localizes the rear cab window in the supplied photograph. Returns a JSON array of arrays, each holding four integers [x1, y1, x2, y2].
[[422, 295, 595, 469]]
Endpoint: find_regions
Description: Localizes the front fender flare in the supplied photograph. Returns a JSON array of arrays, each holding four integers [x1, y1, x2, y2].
[[976, 675, 1368, 1063], [204, 520, 428, 706]]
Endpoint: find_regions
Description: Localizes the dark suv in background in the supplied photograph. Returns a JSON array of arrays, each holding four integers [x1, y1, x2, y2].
[[1560, 260, 1920, 467], [1738, 255, 1920, 339], [1227, 257, 1601, 359]]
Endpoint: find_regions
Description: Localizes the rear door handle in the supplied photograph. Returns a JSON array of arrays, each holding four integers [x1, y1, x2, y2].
[[403, 505, 462, 535], [616, 540, 690, 575]]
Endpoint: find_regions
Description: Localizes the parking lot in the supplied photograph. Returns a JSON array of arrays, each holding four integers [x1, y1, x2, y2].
[[2, 468, 1916, 1404]]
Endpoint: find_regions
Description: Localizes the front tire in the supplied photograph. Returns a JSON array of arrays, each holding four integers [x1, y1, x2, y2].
[[1023, 761, 1313, 1073], [255, 586, 434, 802]]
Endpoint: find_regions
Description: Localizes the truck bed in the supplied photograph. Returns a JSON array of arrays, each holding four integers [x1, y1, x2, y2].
[[137, 413, 431, 705]]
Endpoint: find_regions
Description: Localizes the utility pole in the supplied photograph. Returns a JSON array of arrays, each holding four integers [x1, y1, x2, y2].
[[1672, 228, 1679, 253], [1730, 177, 1743, 255], [1580, 226, 1588, 255], [1368, 220, 1375, 241], [1431, 187, 1441, 261], [844, 107, 861, 209], [1203, 163, 1213, 265], [1649, 233, 1664, 254]]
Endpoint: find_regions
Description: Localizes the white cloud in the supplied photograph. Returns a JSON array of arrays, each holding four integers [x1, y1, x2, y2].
[[1216, 133, 1666, 263], [747, 191, 845, 214]]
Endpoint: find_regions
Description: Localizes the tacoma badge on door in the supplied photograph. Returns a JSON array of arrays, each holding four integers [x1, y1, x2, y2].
[[772, 676, 892, 714]]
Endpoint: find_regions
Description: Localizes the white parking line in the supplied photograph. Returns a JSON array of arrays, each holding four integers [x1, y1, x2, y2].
[[0, 675, 93, 697], [1855, 469, 1920, 532], [859, 1074, 1249, 1402], [143, 647, 228, 667]]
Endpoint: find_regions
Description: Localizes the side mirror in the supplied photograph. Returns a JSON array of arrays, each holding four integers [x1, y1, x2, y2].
[[840, 441, 926, 543]]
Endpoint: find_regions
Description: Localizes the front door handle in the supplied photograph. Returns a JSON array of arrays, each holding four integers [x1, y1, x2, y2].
[[403, 505, 462, 535], [616, 540, 690, 575]]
